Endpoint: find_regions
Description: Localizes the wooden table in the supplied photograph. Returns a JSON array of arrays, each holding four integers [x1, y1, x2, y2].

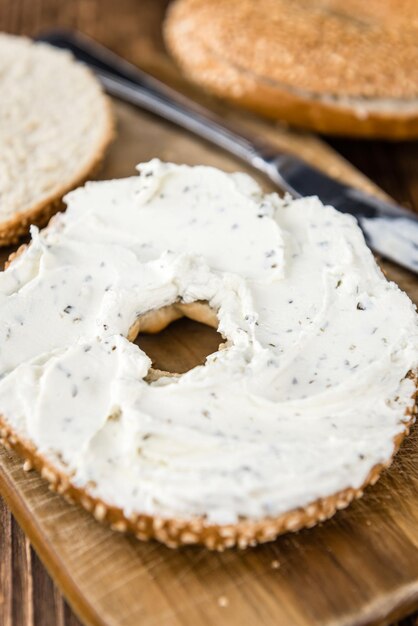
[[1, 1, 418, 625]]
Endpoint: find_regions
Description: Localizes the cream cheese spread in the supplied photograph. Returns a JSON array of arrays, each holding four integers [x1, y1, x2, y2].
[[0, 160, 417, 525]]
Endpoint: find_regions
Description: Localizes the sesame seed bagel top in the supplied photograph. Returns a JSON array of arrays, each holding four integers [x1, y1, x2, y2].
[[165, 0, 418, 100]]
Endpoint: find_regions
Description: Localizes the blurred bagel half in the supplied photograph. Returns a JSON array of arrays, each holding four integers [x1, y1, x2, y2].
[[164, 0, 418, 138]]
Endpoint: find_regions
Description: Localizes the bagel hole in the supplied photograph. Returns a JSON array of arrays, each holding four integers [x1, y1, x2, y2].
[[132, 303, 224, 375]]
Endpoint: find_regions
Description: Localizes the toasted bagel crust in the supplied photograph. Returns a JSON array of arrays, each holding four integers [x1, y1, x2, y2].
[[164, 0, 418, 138]]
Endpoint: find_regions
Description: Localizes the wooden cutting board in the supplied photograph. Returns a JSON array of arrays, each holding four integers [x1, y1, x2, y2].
[[1, 4, 418, 623]]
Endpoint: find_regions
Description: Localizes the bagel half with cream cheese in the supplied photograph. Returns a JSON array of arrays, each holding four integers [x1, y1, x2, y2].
[[0, 32, 113, 245], [0, 160, 417, 549], [164, 0, 418, 138]]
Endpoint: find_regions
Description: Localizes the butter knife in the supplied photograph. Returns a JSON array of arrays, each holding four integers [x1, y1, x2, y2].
[[36, 29, 418, 274]]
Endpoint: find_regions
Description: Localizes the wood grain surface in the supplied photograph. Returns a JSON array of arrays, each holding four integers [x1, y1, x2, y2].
[[1, 2, 418, 626]]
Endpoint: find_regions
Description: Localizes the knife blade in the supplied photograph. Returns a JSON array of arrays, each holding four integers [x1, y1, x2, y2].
[[266, 154, 418, 272], [36, 29, 418, 274]]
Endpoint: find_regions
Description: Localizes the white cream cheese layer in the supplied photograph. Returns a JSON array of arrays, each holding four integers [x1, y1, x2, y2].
[[0, 160, 417, 525]]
